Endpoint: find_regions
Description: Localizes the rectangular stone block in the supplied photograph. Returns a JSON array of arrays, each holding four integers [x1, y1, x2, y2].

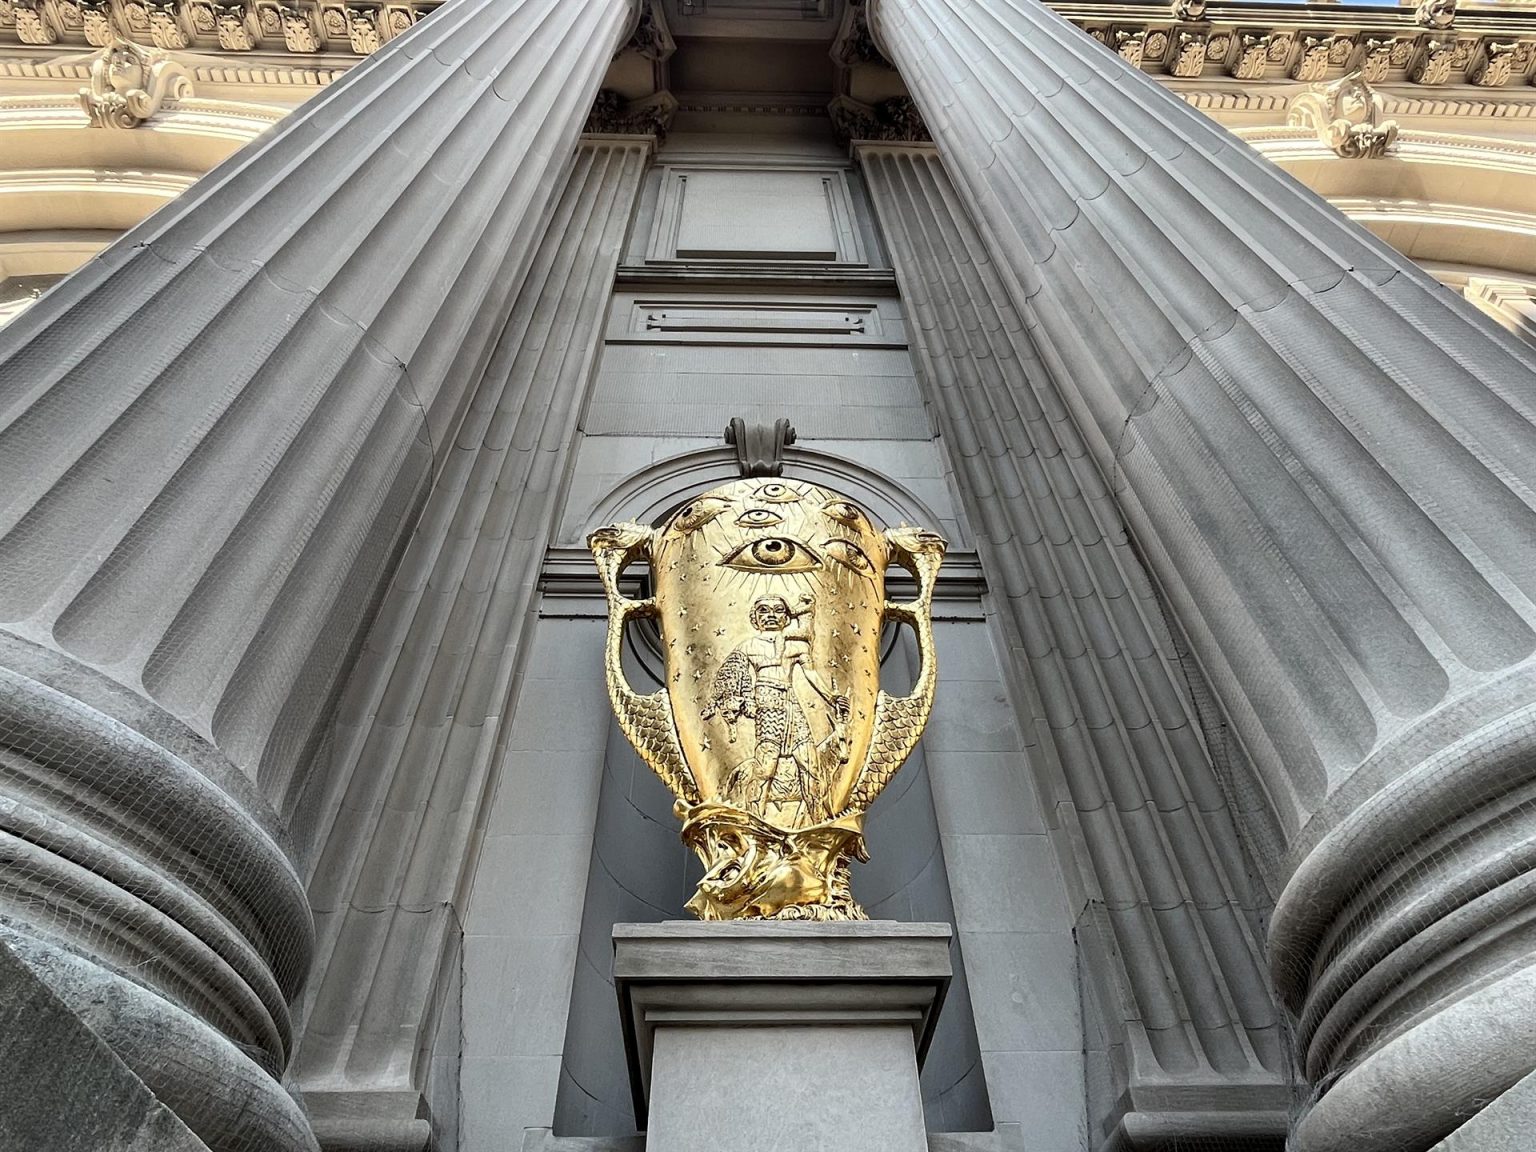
[[613, 921, 953, 1152]]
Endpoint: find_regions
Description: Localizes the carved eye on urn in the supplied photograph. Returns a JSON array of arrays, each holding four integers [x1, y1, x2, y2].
[[753, 482, 802, 504], [822, 499, 866, 528], [735, 508, 784, 529], [671, 496, 732, 534], [719, 537, 822, 573], [823, 537, 876, 578]]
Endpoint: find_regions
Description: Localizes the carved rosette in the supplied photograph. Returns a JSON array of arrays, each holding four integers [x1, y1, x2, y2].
[[589, 479, 945, 921]]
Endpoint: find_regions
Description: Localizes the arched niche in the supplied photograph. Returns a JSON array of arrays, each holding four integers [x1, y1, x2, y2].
[[567, 442, 966, 547], [551, 445, 993, 1138]]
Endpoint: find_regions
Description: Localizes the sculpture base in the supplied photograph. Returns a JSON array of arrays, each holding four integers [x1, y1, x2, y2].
[[613, 921, 952, 1152]]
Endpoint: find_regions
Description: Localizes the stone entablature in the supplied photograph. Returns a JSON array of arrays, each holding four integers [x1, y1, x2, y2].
[[0, 0, 440, 54], [1, 0, 1534, 94], [1061, 0, 1536, 87]]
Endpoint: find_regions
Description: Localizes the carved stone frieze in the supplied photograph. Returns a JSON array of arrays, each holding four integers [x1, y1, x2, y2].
[[827, 93, 930, 143], [1066, 3, 1536, 91], [584, 87, 677, 140], [1287, 70, 1398, 158], [0, 0, 443, 55], [76, 33, 191, 126]]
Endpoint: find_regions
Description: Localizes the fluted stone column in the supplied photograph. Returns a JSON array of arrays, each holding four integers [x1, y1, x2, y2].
[[866, 1, 1536, 1150], [861, 142, 1286, 1144], [0, 0, 635, 1148]]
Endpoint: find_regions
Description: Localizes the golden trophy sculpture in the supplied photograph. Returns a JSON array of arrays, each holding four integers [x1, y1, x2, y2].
[[588, 478, 945, 921]]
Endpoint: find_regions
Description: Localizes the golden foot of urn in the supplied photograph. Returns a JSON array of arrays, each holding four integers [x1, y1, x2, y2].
[[678, 801, 868, 921]]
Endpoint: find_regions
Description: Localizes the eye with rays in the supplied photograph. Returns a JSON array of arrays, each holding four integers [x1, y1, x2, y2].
[[823, 538, 876, 578], [753, 482, 802, 504], [719, 537, 822, 574], [670, 496, 731, 534], [735, 508, 784, 529], [821, 500, 866, 528]]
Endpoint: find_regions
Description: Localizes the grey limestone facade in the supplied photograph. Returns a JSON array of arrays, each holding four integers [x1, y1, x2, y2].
[[2, 1, 1536, 1151]]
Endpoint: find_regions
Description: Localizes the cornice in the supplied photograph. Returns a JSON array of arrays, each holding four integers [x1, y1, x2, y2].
[[0, 89, 283, 130], [0, 50, 345, 85]]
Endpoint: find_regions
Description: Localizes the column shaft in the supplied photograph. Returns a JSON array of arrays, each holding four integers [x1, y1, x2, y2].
[[292, 137, 650, 1130], [0, 0, 634, 1148], [861, 142, 1286, 1141], [868, 1, 1536, 1149]]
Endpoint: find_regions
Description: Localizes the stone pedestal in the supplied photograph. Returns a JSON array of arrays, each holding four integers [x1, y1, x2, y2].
[[613, 921, 952, 1152]]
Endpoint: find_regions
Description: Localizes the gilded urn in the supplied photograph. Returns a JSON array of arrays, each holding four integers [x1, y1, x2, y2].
[[589, 477, 944, 921]]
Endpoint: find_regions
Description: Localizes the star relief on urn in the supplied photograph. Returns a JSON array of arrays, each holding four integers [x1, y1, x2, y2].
[[588, 478, 945, 922]]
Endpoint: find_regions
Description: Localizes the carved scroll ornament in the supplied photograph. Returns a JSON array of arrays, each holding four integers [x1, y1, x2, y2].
[[589, 479, 945, 921], [1288, 71, 1399, 159], [78, 35, 191, 127]]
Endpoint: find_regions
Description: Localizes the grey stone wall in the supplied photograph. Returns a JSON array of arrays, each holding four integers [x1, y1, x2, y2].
[[454, 125, 1084, 1150]]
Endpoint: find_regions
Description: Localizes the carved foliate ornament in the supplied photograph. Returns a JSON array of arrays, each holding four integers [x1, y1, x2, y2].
[[1230, 34, 1270, 80], [145, 0, 188, 48], [1411, 38, 1456, 84], [1291, 35, 1336, 81], [1360, 38, 1395, 83], [1116, 29, 1146, 68], [14, 0, 57, 44], [214, 2, 253, 49], [589, 479, 945, 921], [78, 35, 192, 128], [583, 89, 677, 140], [1470, 40, 1517, 87], [1169, 31, 1207, 77], [828, 94, 930, 144], [81, 1, 114, 45], [1288, 71, 1398, 159]]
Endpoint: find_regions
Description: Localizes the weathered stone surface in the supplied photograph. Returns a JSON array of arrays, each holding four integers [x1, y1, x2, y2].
[[0, 935, 209, 1152]]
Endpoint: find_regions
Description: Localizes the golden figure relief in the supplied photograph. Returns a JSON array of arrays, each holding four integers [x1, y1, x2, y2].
[[588, 479, 945, 921]]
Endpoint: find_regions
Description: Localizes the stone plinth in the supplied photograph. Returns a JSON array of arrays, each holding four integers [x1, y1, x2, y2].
[[613, 921, 952, 1152]]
